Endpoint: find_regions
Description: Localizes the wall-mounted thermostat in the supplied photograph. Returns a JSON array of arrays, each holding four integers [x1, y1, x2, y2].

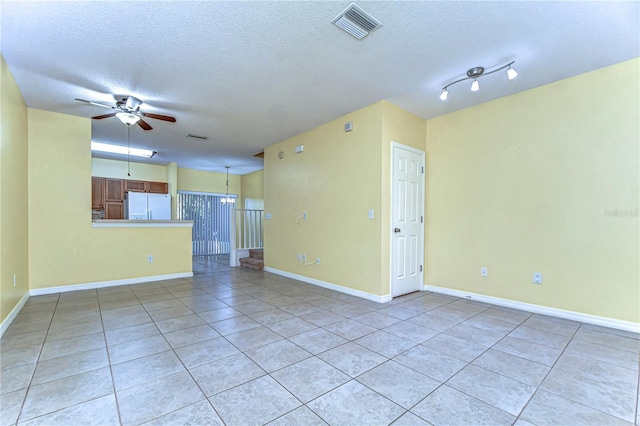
[[295, 145, 304, 154], [345, 122, 353, 132]]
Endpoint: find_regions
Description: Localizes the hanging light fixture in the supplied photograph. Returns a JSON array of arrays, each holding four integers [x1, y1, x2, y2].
[[115, 112, 140, 126], [220, 166, 236, 205], [439, 61, 517, 100]]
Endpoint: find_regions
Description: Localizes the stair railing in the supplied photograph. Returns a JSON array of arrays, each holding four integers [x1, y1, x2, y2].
[[229, 209, 264, 266]]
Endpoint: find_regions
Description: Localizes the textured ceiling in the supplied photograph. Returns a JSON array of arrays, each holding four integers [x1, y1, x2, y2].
[[2, 1, 638, 175]]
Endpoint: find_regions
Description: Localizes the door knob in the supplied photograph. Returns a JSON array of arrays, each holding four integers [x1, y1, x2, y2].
[[394, 228, 401, 233]]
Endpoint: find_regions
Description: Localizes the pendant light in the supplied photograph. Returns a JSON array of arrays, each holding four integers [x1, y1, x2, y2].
[[220, 166, 236, 205]]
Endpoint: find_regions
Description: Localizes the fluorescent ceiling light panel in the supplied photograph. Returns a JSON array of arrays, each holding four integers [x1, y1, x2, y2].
[[91, 141, 156, 158]]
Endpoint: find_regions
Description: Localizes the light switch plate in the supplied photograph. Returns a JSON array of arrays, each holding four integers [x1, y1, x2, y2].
[[368, 209, 374, 220]]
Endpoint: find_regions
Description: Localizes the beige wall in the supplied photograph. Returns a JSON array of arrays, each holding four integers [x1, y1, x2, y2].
[[91, 157, 168, 182], [241, 169, 264, 208], [425, 59, 639, 323], [28, 109, 192, 290], [1, 56, 30, 323]]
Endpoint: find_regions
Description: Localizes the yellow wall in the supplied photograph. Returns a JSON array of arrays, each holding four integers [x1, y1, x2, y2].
[[425, 59, 639, 323], [28, 109, 192, 290], [1, 55, 30, 323], [91, 157, 168, 182], [265, 102, 386, 295], [381, 101, 427, 295], [264, 101, 426, 298], [241, 169, 264, 208], [167, 162, 178, 220], [178, 167, 241, 199]]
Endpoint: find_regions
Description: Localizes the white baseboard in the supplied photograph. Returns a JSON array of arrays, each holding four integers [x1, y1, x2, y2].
[[29, 272, 194, 296], [265, 267, 392, 303], [0, 292, 30, 337], [424, 284, 640, 333]]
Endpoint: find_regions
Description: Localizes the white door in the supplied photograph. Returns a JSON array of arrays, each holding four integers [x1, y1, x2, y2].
[[391, 143, 425, 297]]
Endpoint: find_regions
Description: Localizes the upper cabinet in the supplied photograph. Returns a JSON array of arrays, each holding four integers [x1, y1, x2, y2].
[[125, 180, 168, 194], [147, 181, 168, 194], [124, 180, 146, 193], [93, 177, 168, 220], [91, 177, 105, 209], [105, 178, 124, 202]]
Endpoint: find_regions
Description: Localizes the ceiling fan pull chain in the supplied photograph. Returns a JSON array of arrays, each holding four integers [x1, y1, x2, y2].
[[127, 124, 131, 177]]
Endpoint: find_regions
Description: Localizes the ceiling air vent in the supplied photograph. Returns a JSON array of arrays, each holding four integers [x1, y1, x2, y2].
[[186, 133, 208, 140], [332, 3, 382, 40]]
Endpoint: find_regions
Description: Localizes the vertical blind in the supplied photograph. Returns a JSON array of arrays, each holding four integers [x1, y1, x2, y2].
[[177, 191, 234, 256]]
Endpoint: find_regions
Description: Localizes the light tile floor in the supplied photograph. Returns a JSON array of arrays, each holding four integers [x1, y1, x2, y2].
[[1, 255, 639, 425]]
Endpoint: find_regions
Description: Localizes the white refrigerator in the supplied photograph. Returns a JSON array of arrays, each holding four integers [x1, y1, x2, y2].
[[124, 192, 171, 220]]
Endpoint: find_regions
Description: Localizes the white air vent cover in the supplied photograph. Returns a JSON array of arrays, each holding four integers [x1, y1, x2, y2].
[[332, 3, 382, 40]]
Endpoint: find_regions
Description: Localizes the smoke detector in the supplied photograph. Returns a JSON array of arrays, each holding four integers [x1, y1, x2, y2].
[[332, 3, 382, 40]]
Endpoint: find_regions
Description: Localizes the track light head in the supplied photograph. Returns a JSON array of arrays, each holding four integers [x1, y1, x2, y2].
[[507, 65, 518, 80], [471, 79, 479, 92], [439, 88, 448, 101]]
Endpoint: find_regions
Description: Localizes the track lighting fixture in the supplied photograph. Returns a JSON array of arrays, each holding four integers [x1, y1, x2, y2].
[[439, 61, 517, 100]]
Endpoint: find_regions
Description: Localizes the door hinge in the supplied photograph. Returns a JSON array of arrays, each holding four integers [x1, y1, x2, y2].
[[421, 216, 423, 223], [420, 265, 423, 272], [422, 166, 424, 174]]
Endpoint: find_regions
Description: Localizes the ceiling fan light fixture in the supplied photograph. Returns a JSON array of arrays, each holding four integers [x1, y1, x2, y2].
[[91, 141, 156, 158], [115, 112, 140, 126]]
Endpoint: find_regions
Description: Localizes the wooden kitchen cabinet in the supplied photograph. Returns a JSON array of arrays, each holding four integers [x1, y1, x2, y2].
[[147, 181, 168, 193], [104, 201, 124, 219], [91, 177, 105, 209], [124, 179, 167, 194], [93, 176, 167, 220], [105, 179, 124, 201], [124, 180, 147, 192]]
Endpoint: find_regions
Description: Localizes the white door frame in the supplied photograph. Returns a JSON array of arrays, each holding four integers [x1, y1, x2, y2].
[[390, 141, 426, 297]]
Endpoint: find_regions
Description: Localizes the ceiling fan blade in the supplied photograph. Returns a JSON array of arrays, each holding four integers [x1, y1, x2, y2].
[[75, 98, 115, 109], [142, 112, 176, 123], [92, 113, 117, 120], [137, 119, 153, 131]]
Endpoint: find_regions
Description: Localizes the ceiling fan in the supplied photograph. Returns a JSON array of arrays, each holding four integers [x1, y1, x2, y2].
[[74, 96, 176, 130]]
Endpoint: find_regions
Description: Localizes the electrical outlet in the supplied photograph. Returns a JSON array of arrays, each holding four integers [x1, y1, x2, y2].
[[481, 267, 488, 277], [316, 257, 321, 265], [301, 253, 307, 262], [13, 274, 17, 287], [533, 272, 543, 284], [147, 255, 154, 263]]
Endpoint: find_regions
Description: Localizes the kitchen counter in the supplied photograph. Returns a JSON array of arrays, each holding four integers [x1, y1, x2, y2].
[[92, 220, 193, 228]]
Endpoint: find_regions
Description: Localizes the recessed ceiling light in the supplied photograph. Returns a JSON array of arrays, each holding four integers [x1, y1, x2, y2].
[[91, 141, 156, 158]]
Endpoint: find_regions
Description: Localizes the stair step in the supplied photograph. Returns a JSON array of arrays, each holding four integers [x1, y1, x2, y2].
[[249, 249, 263, 260], [239, 256, 264, 271]]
